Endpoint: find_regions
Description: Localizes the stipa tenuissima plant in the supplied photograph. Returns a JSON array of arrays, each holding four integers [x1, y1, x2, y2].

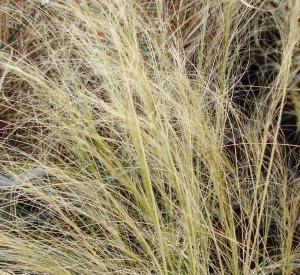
[[0, 0, 299, 274]]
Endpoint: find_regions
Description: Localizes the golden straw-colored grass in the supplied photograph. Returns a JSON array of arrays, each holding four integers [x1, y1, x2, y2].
[[0, 0, 299, 274]]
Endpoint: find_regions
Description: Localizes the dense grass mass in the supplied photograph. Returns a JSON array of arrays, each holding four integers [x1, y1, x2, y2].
[[0, 0, 299, 274]]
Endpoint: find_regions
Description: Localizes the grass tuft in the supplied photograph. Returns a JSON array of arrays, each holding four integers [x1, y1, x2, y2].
[[0, 0, 299, 274]]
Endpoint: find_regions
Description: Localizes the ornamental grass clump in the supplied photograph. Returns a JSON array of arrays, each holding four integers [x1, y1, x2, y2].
[[0, 0, 299, 274]]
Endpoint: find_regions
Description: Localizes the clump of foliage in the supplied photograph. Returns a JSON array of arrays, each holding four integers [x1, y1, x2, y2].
[[0, 0, 299, 274]]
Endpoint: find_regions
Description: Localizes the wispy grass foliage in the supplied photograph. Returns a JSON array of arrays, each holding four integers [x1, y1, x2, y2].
[[0, 0, 299, 274]]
